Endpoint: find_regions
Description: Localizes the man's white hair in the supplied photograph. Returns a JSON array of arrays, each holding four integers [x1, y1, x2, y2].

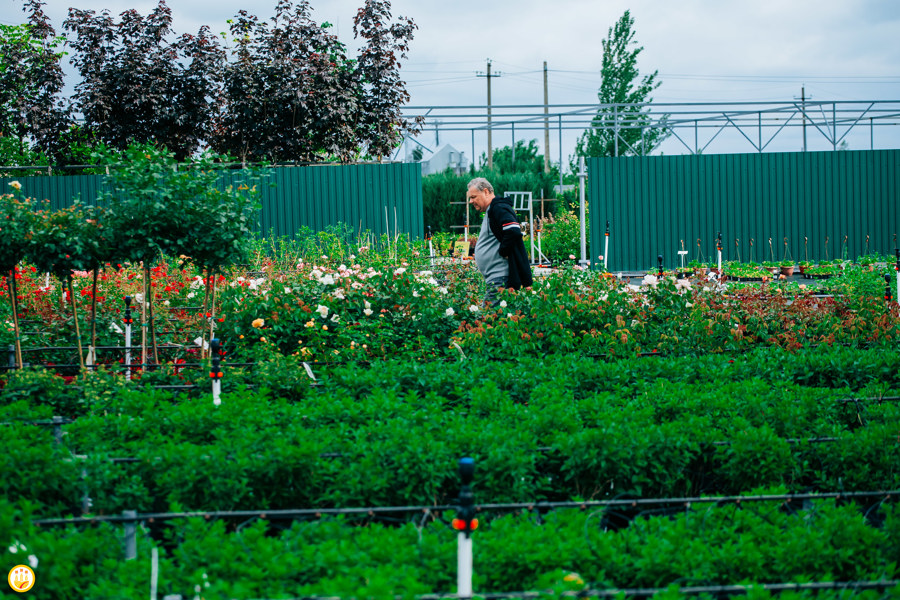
[[466, 177, 494, 193]]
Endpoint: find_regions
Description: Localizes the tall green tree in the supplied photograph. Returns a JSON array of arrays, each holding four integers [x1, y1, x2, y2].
[[574, 10, 667, 161], [0, 1, 69, 164]]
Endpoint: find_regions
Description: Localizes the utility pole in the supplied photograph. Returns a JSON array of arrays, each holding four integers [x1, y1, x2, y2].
[[434, 120, 442, 147], [801, 86, 807, 152], [476, 59, 501, 170], [542, 61, 551, 174]]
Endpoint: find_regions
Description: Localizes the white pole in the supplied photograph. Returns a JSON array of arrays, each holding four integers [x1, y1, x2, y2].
[[896, 270, 899, 304], [528, 195, 535, 264], [578, 157, 587, 266], [212, 379, 221, 406], [457, 532, 473, 598], [603, 221, 610, 270], [150, 546, 159, 600], [124, 322, 132, 381], [537, 226, 543, 265]]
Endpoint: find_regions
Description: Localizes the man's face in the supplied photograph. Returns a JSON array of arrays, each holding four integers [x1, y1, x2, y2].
[[467, 186, 494, 212]]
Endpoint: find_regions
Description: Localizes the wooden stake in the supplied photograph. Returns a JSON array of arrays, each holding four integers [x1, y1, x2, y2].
[[67, 277, 86, 372]]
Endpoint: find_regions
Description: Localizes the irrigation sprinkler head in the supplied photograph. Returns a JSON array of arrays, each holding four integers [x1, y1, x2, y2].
[[455, 457, 477, 536], [657, 255, 664, 275], [124, 296, 131, 309], [425, 226, 432, 240], [459, 457, 475, 485]]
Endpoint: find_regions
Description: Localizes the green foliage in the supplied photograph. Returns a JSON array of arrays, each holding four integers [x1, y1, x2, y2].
[[98, 143, 263, 271], [0, 184, 34, 271], [24, 202, 106, 279], [539, 209, 583, 265], [574, 10, 667, 162], [0, 5, 69, 161], [480, 139, 558, 177]]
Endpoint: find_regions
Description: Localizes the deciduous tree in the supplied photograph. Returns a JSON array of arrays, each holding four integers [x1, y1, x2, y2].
[[574, 10, 667, 161], [64, 0, 224, 160], [0, 1, 68, 163]]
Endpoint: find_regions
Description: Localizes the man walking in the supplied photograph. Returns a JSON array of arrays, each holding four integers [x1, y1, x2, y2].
[[467, 177, 533, 306]]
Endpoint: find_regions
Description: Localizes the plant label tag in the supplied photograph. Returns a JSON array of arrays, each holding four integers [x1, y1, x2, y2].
[[453, 241, 470, 257], [301, 362, 317, 381]]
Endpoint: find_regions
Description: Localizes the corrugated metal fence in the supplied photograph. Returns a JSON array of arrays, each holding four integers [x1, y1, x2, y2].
[[1, 162, 423, 239], [589, 150, 900, 272]]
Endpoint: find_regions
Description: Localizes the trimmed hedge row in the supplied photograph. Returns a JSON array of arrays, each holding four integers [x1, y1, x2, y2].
[[2, 346, 898, 518], [2, 497, 897, 599]]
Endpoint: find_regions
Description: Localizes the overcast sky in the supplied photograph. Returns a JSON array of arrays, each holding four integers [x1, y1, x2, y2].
[[3, 0, 899, 160]]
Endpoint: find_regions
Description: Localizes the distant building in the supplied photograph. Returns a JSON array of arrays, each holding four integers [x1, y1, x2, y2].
[[419, 144, 468, 176]]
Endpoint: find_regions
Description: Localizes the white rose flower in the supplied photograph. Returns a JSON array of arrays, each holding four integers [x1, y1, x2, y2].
[[316, 305, 329, 318], [330, 314, 340, 323], [363, 308, 373, 316], [499, 300, 507, 308], [445, 307, 455, 316], [468, 304, 479, 312], [333, 289, 345, 300], [320, 274, 335, 286], [642, 274, 659, 287], [394, 267, 407, 276], [28, 554, 38, 569], [364, 300, 371, 310]]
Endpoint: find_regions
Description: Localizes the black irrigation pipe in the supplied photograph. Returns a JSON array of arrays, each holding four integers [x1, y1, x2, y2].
[[0, 436, 853, 468], [31, 489, 897, 527], [406, 580, 900, 600]]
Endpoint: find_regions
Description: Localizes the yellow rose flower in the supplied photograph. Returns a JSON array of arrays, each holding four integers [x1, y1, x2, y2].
[[251, 318, 264, 328]]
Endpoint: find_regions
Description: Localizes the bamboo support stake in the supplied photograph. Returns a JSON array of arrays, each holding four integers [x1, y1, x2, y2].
[[90, 269, 99, 359], [148, 288, 159, 366], [200, 271, 211, 359], [67, 278, 86, 372], [7, 270, 23, 368], [141, 265, 148, 370], [208, 270, 218, 349]]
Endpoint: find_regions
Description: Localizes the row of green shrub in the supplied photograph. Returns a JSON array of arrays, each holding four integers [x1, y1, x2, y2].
[[2, 345, 898, 518], [2, 496, 896, 599]]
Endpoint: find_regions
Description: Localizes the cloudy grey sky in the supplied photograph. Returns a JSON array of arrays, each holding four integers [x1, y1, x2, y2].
[[3, 0, 899, 160]]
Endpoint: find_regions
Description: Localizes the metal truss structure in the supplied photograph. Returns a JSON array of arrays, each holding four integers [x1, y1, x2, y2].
[[398, 100, 900, 173]]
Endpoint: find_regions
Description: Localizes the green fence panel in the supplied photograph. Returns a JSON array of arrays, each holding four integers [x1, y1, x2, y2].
[[1, 163, 423, 240], [589, 150, 900, 272]]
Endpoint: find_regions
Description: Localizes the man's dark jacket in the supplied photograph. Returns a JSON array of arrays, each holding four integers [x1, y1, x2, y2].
[[487, 196, 533, 290]]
